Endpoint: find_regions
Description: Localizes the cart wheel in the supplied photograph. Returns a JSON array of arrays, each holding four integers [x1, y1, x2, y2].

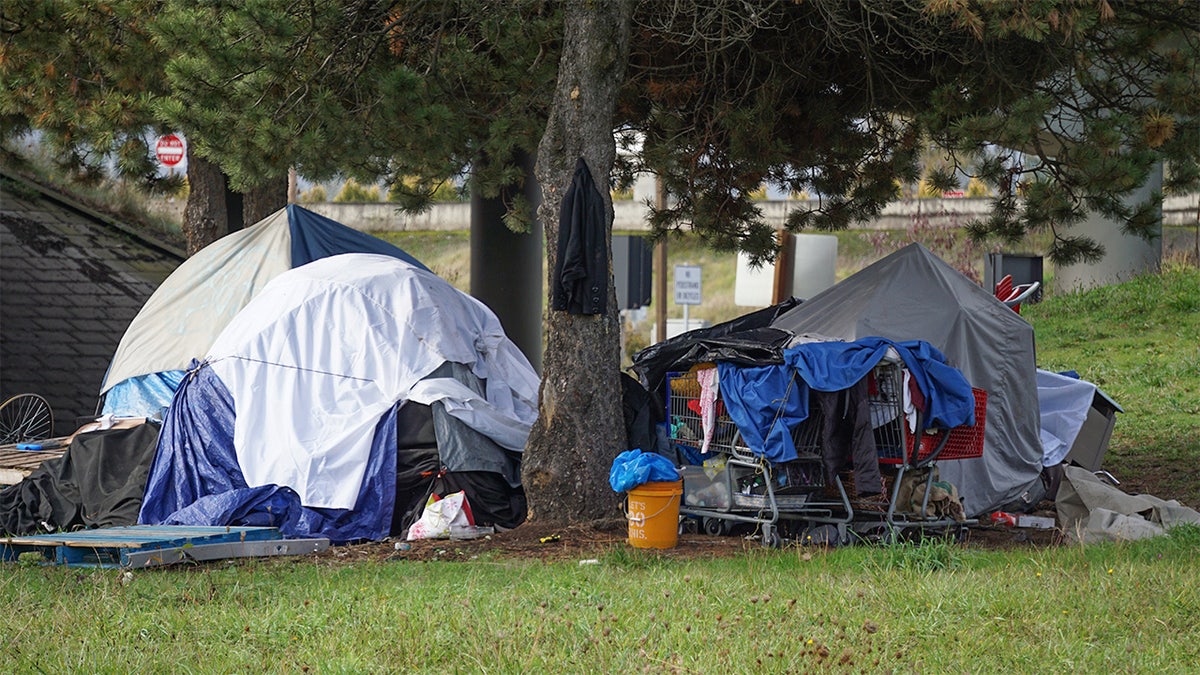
[[762, 528, 783, 549], [703, 517, 727, 537], [0, 393, 54, 444]]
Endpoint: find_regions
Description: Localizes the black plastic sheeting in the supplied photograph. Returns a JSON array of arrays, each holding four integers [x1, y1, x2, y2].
[[388, 361, 527, 535], [0, 423, 161, 536], [622, 372, 666, 454], [389, 415, 528, 535], [432, 471, 527, 530], [631, 297, 801, 393]]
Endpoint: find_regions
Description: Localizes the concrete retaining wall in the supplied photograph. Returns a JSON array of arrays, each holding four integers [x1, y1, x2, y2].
[[308, 194, 1197, 233], [307, 202, 471, 232]]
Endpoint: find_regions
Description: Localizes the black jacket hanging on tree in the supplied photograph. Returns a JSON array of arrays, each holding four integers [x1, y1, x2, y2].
[[551, 157, 608, 315]]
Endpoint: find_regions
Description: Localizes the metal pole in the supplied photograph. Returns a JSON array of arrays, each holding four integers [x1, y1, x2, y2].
[[772, 229, 794, 304], [654, 176, 668, 343]]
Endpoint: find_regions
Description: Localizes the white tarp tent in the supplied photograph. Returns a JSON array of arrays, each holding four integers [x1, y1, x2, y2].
[[139, 252, 538, 542], [101, 205, 427, 417], [204, 253, 539, 509]]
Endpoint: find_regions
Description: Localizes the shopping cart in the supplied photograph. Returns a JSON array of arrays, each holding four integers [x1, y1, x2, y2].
[[668, 352, 986, 547], [667, 367, 852, 548], [853, 357, 987, 543]]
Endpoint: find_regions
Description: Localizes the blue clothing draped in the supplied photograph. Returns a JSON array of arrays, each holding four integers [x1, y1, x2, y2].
[[717, 337, 975, 464]]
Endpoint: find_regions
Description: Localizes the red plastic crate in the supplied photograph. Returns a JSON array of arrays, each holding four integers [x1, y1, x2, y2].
[[890, 388, 987, 464]]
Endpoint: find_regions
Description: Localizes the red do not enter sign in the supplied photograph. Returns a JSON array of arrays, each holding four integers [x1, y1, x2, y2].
[[155, 134, 185, 167]]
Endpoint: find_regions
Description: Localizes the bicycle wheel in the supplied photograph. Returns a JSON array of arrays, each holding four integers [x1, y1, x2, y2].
[[0, 393, 55, 444]]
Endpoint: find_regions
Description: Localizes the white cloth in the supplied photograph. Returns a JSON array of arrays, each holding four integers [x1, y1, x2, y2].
[[1036, 369, 1097, 467], [903, 370, 918, 433], [697, 367, 719, 454], [208, 254, 539, 510]]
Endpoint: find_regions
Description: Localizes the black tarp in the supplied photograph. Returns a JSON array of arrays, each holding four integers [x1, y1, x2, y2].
[[388, 415, 529, 534], [631, 297, 801, 393], [622, 372, 666, 455], [433, 471, 527, 530], [388, 361, 528, 535], [390, 443, 440, 536], [0, 423, 161, 535]]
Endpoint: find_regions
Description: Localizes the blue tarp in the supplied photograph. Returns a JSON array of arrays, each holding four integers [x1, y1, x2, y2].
[[101, 370, 185, 418], [287, 204, 429, 273], [786, 338, 975, 429], [137, 362, 397, 543], [718, 337, 974, 464], [714, 363, 809, 465]]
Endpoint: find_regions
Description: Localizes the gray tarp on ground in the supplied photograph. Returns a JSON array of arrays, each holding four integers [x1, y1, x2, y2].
[[1057, 465, 1200, 543], [771, 243, 1043, 516]]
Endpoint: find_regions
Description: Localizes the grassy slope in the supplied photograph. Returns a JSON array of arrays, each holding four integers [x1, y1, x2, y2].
[[1022, 263, 1200, 504]]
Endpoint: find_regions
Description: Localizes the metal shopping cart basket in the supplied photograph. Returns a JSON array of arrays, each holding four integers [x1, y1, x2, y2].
[[667, 367, 850, 548], [850, 356, 987, 543]]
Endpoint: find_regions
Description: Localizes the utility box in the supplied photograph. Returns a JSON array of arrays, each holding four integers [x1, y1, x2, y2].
[[985, 253, 1044, 303], [1064, 388, 1124, 471], [613, 235, 652, 310], [734, 233, 837, 306]]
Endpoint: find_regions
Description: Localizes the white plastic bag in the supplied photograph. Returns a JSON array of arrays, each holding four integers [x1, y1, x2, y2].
[[406, 491, 475, 541]]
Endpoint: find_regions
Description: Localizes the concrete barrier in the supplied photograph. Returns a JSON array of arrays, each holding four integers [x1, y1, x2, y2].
[[306, 202, 470, 232], [305, 194, 1198, 233]]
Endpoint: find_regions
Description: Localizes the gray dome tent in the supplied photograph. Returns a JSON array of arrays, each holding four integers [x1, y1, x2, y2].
[[771, 243, 1043, 516]]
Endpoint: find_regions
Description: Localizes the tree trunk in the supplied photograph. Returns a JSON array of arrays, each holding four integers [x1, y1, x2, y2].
[[182, 148, 229, 256], [242, 176, 289, 226], [522, 0, 633, 524]]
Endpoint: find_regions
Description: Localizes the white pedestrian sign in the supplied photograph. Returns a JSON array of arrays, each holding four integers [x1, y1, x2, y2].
[[674, 264, 702, 334], [674, 265, 702, 305]]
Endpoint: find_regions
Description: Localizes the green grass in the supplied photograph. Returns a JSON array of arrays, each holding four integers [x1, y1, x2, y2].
[[5, 528, 1200, 672], [376, 230, 473, 290]]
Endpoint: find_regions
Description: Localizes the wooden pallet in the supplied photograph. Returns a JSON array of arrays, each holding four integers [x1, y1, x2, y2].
[[0, 422, 149, 486], [0, 445, 66, 485], [0, 525, 329, 569]]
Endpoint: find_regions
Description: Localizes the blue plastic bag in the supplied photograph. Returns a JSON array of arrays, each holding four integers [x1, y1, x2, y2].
[[609, 449, 681, 493]]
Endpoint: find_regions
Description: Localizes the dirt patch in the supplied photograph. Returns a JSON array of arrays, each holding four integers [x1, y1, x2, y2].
[[318, 521, 756, 565], [314, 507, 1065, 565]]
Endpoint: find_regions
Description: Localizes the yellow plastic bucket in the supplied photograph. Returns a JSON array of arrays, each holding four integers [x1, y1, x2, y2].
[[626, 480, 683, 549]]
